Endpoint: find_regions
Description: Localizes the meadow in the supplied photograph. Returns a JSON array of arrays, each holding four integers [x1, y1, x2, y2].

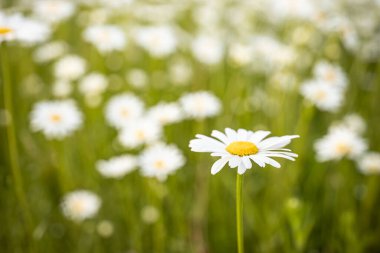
[[1, 0, 380, 252]]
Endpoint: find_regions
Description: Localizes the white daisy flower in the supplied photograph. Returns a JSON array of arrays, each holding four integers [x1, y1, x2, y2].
[[83, 25, 127, 53], [134, 25, 177, 58], [54, 55, 87, 81], [168, 59, 192, 85], [30, 100, 83, 140], [33, 41, 67, 63], [357, 152, 380, 175], [79, 72, 108, 96], [118, 118, 162, 149], [313, 61, 347, 89], [300, 80, 343, 112], [96, 155, 137, 179], [342, 114, 366, 135], [52, 79, 72, 98], [179, 91, 221, 120], [33, 0, 76, 24], [61, 190, 101, 222], [189, 128, 299, 175], [139, 143, 185, 181], [104, 93, 144, 129], [0, 13, 51, 45], [191, 34, 224, 65], [147, 102, 183, 126], [314, 126, 367, 162]]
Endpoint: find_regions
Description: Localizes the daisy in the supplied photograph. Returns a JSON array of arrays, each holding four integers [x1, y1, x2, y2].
[[104, 93, 144, 129], [139, 143, 185, 181], [118, 118, 162, 149], [79, 72, 108, 96], [357, 152, 380, 175], [30, 100, 83, 139], [0, 13, 18, 42], [179, 91, 221, 120], [33, 41, 67, 63], [32, 0, 76, 24], [300, 80, 343, 112], [52, 79, 72, 97], [61, 190, 101, 222], [134, 25, 177, 58], [147, 102, 183, 126], [191, 34, 224, 65], [54, 55, 87, 81], [314, 126, 367, 162], [313, 61, 347, 89], [189, 128, 299, 175], [96, 155, 137, 179], [83, 25, 127, 53]]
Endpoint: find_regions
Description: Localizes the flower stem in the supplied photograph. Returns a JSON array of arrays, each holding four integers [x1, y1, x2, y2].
[[1, 44, 33, 230], [236, 173, 244, 253]]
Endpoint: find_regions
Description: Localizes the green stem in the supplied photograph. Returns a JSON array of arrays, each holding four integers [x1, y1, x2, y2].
[[236, 173, 244, 253], [1, 44, 33, 230]]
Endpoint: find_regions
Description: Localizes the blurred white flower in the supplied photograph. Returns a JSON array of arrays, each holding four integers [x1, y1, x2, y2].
[[141, 205, 159, 224], [139, 143, 185, 181], [147, 102, 183, 126], [33, 41, 67, 63], [33, 0, 76, 24], [30, 100, 83, 139], [52, 79, 72, 97], [96, 155, 137, 178], [357, 152, 380, 175], [118, 118, 162, 149], [79, 72, 108, 96], [314, 61, 347, 89], [61, 190, 101, 222], [180, 91, 221, 120], [191, 34, 224, 65], [105, 93, 144, 129], [83, 25, 127, 53], [342, 114, 366, 134], [0, 13, 50, 45], [168, 60, 192, 85], [228, 42, 253, 66], [300, 80, 343, 112], [54, 55, 87, 81], [134, 25, 177, 58], [314, 126, 367, 162], [97, 220, 114, 238], [189, 128, 299, 174], [126, 69, 148, 88]]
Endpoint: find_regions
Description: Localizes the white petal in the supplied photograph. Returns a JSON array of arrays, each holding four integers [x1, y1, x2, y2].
[[250, 130, 271, 143], [228, 156, 241, 168], [211, 130, 230, 144], [250, 155, 266, 167], [237, 163, 246, 174], [257, 155, 281, 168], [237, 129, 249, 140], [242, 156, 252, 169], [211, 157, 229, 175], [225, 128, 237, 141]]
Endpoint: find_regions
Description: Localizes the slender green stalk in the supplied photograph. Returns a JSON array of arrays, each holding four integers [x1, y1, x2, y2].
[[1, 45, 33, 230], [236, 173, 244, 253]]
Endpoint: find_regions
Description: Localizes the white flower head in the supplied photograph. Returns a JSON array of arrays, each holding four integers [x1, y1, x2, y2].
[[54, 55, 87, 81], [30, 100, 83, 140], [83, 25, 127, 53], [190, 128, 299, 175], [314, 126, 367, 162], [33, 0, 76, 24], [0, 13, 51, 45], [79, 72, 108, 96], [52, 79, 72, 97], [180, 91, 221, 120], [357, 152, 380, 175], [118, 117, 162, 149], [314, 61, 347, 89], [139, 143, 185, 181], [300, 80, 343, 112], [105, 93, 144, 129], [33, 41, 67, 63], [191, 34, 224, 65], [147, 102, 183, 126], [61, 190, 101, 222], [96, 155, 137, 178], [342, 114, 366, 135], [134, 25, 177, 58]]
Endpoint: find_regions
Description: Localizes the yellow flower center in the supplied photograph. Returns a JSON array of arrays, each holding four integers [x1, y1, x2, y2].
[[335, 142, 351, 155], [0, 27, 12, 35], [50, 114, 62, 123], [154, 160, 166, 170], [226, 141, 258, 156]]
